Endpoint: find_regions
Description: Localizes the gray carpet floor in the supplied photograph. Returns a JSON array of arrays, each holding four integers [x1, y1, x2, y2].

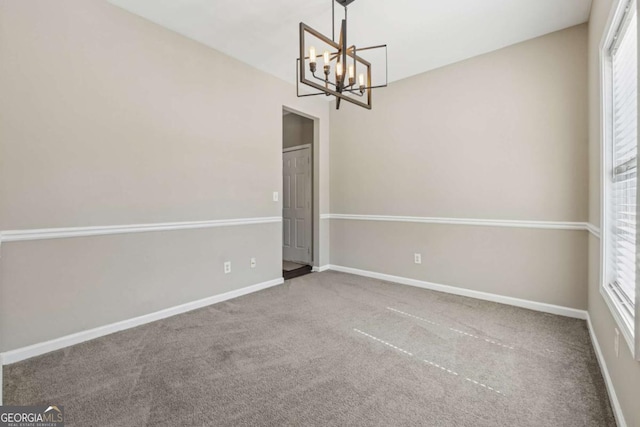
[[4, 271, 615, 426]]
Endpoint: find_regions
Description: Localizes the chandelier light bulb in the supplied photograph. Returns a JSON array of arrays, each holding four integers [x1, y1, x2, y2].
[[358, 73, 365, 87], [323, 50, 330, 65], [309, 46, 316, 64], [308, 46, 317, 72], [336, 61, 343, 76], [348, 64, 354, 79]]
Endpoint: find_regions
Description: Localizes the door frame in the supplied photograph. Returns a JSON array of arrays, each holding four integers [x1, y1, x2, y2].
[[282, 107, 319, 267], [282, 144, 312, 264], [283, 143, 312, 153]]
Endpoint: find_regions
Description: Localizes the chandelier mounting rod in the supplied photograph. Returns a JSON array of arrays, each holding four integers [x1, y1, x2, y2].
[[333, 0, 354, 42], [332, 0, 334, 41]]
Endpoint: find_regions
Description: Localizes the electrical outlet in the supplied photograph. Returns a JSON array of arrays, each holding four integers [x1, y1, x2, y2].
[[224, 261, 231, 274], [273, 191, 279, 202], [250, 257, 256, 268], [414, 253, 422, 264], [614, 328, 620, 357]]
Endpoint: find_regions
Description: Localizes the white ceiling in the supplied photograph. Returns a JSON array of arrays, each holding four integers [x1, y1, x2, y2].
[[108, 0, 593, 84]]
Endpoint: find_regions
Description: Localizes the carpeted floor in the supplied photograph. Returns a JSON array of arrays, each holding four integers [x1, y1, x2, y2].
[[4, 271, 615, 426]]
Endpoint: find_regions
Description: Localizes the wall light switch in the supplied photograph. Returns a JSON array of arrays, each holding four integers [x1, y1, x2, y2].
[[224, 261, 231, 274], [273, 191, 279, 202], [414, 253, 422, 264], [250, 258, 256, 268]]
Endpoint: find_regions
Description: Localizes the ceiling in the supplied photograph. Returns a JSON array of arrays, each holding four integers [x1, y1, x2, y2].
[[108, 0, 593, 84]]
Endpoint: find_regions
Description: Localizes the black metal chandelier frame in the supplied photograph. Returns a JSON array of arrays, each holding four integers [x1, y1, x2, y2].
[[297, 0, 388, 110]]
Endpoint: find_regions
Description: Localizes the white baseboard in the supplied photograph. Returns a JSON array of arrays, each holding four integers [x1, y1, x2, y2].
[[312, 265, 330, 272], [0, 277, 284, 366], [326, 265, 588, 320], [586, 315, 627, 427]]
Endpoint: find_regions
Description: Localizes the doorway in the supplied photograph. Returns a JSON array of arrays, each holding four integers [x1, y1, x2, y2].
[[282, 110, 314, 280]]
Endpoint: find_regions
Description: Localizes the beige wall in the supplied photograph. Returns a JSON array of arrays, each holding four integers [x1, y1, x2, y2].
[[331, 25, 588, 221], [587, 0, 640, 425], [1, 225, 281, 351], [332, 221, 587, 309], [330, 25, 589, 308], [0, 0, 330, 352], [283, 113, 314, 149]]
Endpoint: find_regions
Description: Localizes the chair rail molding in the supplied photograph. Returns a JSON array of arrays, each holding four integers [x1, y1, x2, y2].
[[0, 216, 282, 246], [585, 223, 601, 239], [0, 216, 282, 242], [323, 213, 594, 232]]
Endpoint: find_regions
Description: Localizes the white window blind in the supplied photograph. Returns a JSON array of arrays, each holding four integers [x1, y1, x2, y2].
[[610, 8, 637, 320]]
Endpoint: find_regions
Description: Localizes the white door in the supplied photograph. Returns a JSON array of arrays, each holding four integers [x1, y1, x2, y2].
[[283, 146, 312, 264]]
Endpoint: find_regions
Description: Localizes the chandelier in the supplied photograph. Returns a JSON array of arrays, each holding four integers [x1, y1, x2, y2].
[[297, 0, 387, 110]]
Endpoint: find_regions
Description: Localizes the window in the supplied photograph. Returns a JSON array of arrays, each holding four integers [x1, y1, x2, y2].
[[602, 0, 638, 358]]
